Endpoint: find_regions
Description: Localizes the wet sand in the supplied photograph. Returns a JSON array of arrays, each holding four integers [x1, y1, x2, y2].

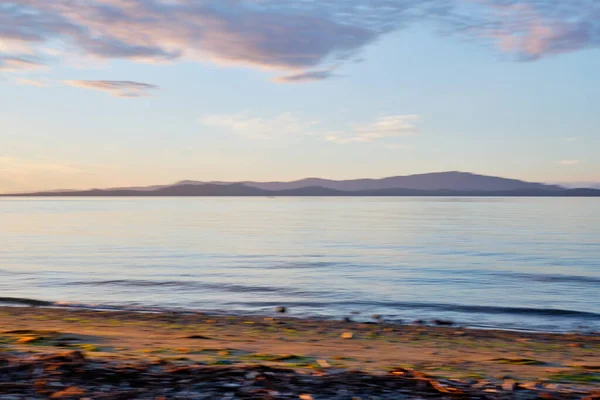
[[0, 306, 598, 399]]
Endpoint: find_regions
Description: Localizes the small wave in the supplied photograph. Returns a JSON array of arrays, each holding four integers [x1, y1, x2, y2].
[[53, 302, 182, 314], [0, 297, 54, 306], [503, 272, 600, 285], [404, 268, 600, 286], [228, 261, 346, 270], [234, 300, 600, 320], [69, 279, 201, 288], [420, 303, 600, 318], [0, 269, 34, 276], [270, 261, 344, 269], [66, 279, 325, 296]]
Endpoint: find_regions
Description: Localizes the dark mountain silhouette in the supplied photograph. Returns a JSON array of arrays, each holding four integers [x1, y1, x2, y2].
[[5, 184, 600, 197], [556, 181, 600, 190], [92, 171, 565, 194], [5, 171, 599, 196], [243, 172, 564, 192], [10, 184, 270, 197]]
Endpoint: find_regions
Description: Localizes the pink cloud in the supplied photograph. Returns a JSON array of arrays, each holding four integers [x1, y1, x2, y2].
[[462, 1, 600, 60], [559, 160, 580, 166], [0, 0, 598, 81], [65, 80, 159, 98], [0, 56, 44, 72]]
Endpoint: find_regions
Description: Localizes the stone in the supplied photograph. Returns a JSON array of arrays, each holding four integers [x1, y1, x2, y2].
[[432, 319, 454, 326], [17, 336, 38, 344], [50, 386, 86, 398], [502, 379, 517, 391]]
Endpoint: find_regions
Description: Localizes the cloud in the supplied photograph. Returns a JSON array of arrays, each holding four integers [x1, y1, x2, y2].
[[273, 68, 338, 83], [0, 56, 44, 72], [16, 78, 48, 87], [65, 80, 159, 98], [559, 160, 580, 165], [564, 137, 579, 141], [456, 1, 600, 61], [326, 115, 420, 144], [200, 112, 321, 139], [0, 0, 388, 77], [201, 112, 420, 146], [1, 1, 598, 81]]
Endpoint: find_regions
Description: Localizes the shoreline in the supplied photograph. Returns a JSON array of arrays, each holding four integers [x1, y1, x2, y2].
[[1, 297, 598, 336], [0, 306, 598, 398]]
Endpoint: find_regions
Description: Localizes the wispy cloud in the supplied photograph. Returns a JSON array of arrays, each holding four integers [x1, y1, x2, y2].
[[0, 1, 598, 81], [564, 137, 579, 141], [326, 115, 420, 144], [200, 112, 321, 139], [559, 160, 580, 165], [466, 1, 600, 61], [16, 78, 48, 87], [200, 112, 420, 146], [65, 80, 159, 98], [0, 56, 44, 72], [273, 68, 338, 83]]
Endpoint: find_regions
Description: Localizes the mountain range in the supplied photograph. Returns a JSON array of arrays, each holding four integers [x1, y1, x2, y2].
[[4, 172, 599, 197], [555, 182, 600, 190]]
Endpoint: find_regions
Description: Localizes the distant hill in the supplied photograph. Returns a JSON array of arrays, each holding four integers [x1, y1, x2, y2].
[[5, 171, 600, 196], [94, 172, 564, 193], [6, 185, 599, 197], [10, 184, 270, 197], [243, 172, 564, 192], [555, 182, 600, 190], [73, 173, 599, 194]]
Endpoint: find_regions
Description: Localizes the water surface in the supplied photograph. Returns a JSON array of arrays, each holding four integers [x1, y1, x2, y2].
[[1, 197, 598, 332]]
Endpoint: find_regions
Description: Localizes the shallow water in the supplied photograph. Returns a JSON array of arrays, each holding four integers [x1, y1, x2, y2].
[[1, 197, 598, 332]]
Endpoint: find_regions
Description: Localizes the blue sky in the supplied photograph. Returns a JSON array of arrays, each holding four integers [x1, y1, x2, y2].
[[0, 0, 598, 192]]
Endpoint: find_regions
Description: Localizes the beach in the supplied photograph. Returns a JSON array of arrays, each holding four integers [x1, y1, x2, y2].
[[0, 306, 598, 399]]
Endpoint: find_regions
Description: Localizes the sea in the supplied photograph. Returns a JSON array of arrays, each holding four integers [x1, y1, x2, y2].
[[1, 197, 598, 333]]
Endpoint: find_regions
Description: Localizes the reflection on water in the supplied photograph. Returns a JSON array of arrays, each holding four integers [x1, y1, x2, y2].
[[1, 197, 598, 332]]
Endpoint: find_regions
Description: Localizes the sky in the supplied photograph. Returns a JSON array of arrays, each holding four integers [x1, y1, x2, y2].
[[1, 0, 599, 193]]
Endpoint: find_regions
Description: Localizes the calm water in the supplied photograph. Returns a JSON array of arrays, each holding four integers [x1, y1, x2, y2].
[[1, 197, 599, 332]]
